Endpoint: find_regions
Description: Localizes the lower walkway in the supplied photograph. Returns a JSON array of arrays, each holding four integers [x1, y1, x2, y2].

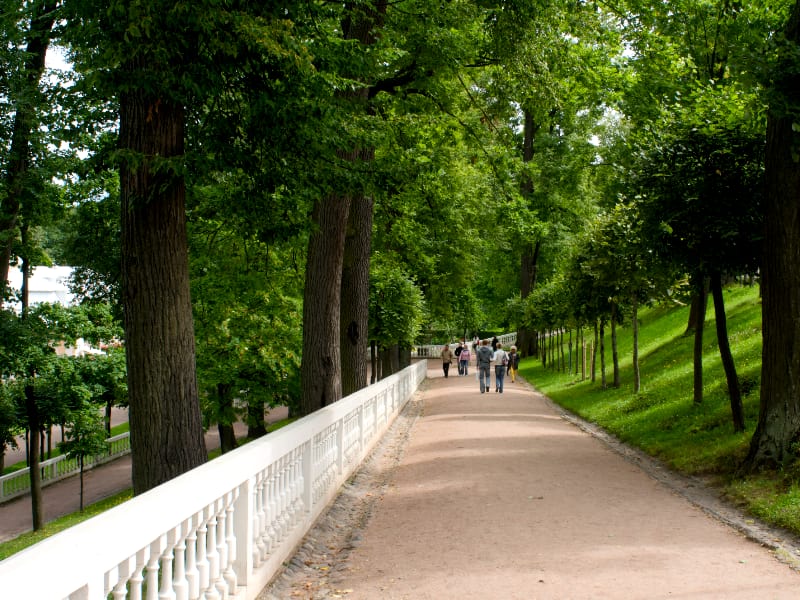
[[262, 364, 800, 599]]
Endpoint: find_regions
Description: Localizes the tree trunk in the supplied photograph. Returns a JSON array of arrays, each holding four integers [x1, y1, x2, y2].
[[216, 383, 238, 453], [79, 457, 85, 512], [247, 402, 267, 439], [340, 194, 373, 396], [592, 321, 598, 382], [25, 384, 43, 530], [632, 297, 640, 394], [370, 341, 377, 384], [611, 304, 620, 388], [745, 0, 800, 468], [0, 0, 57, 289], [692, 277, 708, 404], [119, 71, 207, 495], [515, 109, 540, 359], [300, 195, 351, 415], [709, 272, 745, 432], [600, 318, 607, 390]]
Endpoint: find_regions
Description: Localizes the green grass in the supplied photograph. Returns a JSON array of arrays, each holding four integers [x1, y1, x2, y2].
[[518, 284, 800, 535]]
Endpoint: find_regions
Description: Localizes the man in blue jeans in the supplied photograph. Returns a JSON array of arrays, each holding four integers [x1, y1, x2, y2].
[[475, 339, 494, 393]]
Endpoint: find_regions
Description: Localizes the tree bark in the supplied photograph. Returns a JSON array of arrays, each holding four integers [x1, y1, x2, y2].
[[119, 72, 207, 494], [632, 297, 640, 394], [24, 384, 43, 530], [709, 272, 744, 432], [515, 109, 540, 359], [341, 194, 373, 396], [692, 276, 708, 404], [611, 304, 620, 388], [600, 318, 607, 390], [300, 195, 352, 414], [745, 0, 800, 468], [0, 0, 57, 289]]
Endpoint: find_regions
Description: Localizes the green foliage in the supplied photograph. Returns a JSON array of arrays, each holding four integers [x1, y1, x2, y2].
[[369, 255, 425, 349]]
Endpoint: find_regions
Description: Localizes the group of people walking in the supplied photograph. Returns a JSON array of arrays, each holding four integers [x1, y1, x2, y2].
[[440, 337, 520, 393]]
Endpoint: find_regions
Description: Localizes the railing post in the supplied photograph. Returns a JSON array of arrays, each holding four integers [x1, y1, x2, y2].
[[232, 478, 254, 587], [303, 439, 314, 515]]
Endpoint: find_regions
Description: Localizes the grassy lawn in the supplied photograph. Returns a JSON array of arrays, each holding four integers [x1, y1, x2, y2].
[[519, 284, 800, 536]]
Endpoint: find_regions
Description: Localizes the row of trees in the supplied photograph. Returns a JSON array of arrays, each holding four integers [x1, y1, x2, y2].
[[1, 0, 799, 518]]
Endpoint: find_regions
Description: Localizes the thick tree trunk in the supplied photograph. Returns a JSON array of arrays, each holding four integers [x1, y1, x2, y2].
[[301, 195, 351, 415], [515, 109, 540, 359], [0, 0, 57, 289], [341, 194, 373, 396], [745, 0, 800, 468], [119, 76, 207, 495], [709, 272, 745, 432]]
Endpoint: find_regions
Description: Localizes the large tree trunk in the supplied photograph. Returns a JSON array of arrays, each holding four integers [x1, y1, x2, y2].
[[710, 272, 745, 432], [515, 110, 540, 358], [340, 194, 373, 396], [119, 73, 207, 495], [0, 0, 57, 289], [745, 0, 800, 469], [300, 195, 351, 415]]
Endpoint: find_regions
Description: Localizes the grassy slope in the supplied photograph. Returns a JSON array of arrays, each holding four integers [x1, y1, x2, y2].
[[518, 284, 800, 535]]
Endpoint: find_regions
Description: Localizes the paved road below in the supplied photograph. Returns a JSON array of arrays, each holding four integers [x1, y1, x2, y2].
[[262, 366, 800, 600]]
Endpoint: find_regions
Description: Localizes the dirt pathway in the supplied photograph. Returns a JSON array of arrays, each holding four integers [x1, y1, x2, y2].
[[262, 366, 800, 599]]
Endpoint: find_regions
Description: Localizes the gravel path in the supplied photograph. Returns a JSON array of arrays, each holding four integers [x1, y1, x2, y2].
[[259, 368, 800, 599]]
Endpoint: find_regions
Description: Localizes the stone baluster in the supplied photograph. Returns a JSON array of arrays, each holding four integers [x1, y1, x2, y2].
[[158, 530, 177, 600], [196, 509, 210, 595], [171, 523, 190, 600], [223, 490, 238, 594], [203, 503, 221, 600], [184, 515, 200, 600], [110, 556, 135, 600], [145, 539, 161, 600], [253, 471, 266, 566]]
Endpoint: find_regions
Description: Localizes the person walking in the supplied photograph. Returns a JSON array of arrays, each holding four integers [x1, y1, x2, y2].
[[475, 339, 494, 393], [491, 336, 498, 352], [454, 342, 464, 375], [507, 345, 520, 383], [459, 343, 471, 376], [440, 344, 454, 378], [493, 342, 509, 393]]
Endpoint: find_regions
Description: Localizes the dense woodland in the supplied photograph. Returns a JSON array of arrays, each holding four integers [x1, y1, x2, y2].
[[1, 0, 799, 530]]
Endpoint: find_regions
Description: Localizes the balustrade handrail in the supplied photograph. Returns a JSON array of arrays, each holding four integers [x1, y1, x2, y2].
[[0, 432, 132, 504], [0, 360, 427, 600], [412, 332, 517, 358]]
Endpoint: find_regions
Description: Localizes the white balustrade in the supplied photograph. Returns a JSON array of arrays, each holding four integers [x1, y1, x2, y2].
[[0, 361, 426, 600]]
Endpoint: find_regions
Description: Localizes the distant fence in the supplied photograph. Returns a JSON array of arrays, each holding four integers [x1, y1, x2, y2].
[[0, 360, 427, 600], [0, 432, 131, 503], [412, 332, 517, 359]]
